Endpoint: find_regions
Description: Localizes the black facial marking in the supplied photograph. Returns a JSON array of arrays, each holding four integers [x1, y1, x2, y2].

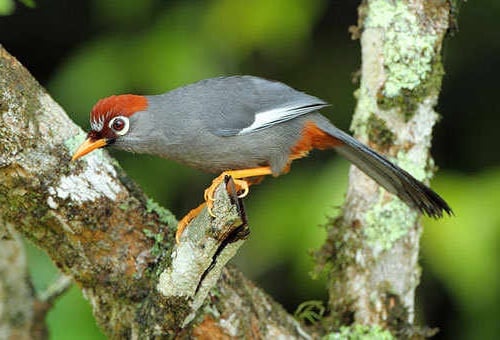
[[86, 129, 115, 147], [87, 130, 101, 141]]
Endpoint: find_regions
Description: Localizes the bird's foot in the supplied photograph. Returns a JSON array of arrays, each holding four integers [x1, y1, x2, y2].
[[175, 167, 272, 244], [175, 176, 248, 244], [204, 173, 249, 217]]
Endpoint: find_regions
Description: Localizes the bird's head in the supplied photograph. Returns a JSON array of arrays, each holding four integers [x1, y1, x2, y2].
[[72, 94, 148, 160]]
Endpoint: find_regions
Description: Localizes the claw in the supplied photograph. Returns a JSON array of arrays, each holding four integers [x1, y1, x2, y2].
[[204, 180, 220, 217], [206, 200, 216, 217], [234, 179, 249, 198], [203, 187, 211, 202]]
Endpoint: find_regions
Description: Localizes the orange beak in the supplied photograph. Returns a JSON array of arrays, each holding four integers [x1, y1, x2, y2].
[[71, 138, 108, 161]]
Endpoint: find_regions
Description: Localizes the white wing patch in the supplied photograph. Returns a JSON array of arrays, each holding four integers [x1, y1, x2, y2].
[[237, 103, 328, 135]]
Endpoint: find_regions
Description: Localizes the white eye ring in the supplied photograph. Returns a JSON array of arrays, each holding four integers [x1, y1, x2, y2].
[[109, 116, 130, 136]]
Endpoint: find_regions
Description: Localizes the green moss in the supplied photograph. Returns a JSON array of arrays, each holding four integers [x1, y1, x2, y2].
[[0, 177, 55, 246], [314, 215, 360, 278], [363, 195, 417, 251], [394, 150, 428, 182], [361, 150, 431, 251], [365, 0, 445, 120], [142, 228, 164, 257], [145, 199, 177, 228], [141, 200, 177, 276], [118, 202, 129, 211], [366, 114, 395, 148], [63, 133, 86, 151], [325, 324, 394, 340], [366, 1, 438, 96], [201, 302, 221, 320], [377, 61, 444, 120]]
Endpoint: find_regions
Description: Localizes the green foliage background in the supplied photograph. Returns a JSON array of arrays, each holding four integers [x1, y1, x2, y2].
[[1, 1, 498, 339]]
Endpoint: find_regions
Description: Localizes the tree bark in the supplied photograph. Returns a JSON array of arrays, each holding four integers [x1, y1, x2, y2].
[[0, 227, 38, 339], [0, 46, 309, 339], [317, 0, 450, 337]]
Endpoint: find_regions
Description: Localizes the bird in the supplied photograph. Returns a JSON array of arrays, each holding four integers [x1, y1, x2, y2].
[[72, 75, 452, 242]]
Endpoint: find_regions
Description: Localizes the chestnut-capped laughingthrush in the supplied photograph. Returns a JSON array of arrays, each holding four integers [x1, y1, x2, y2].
[[72, 76, 452, 242]]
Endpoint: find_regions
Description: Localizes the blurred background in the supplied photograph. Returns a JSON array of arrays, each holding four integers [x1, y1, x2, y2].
[[1, 0, 498, 339]]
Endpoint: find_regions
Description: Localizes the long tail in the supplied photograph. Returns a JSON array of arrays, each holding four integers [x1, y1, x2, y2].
[[318, 121, 452, 218]]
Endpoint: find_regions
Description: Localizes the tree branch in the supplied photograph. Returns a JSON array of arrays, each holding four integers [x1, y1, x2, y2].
[[0, 226, 38, 339]]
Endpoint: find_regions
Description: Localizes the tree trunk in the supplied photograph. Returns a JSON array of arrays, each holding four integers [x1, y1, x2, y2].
[[316, 0, 450, 337]]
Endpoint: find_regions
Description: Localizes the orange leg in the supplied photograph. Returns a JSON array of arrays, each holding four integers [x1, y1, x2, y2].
[[176, 202, 206, 243], [204, 166, 273, 217]]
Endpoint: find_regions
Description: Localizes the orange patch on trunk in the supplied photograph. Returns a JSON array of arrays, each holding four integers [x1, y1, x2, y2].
[[192, 316, 230, 339], [290, 121, 343, 160]]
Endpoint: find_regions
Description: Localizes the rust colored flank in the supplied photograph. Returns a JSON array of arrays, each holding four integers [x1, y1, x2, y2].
[[290, 121, 343, 160]]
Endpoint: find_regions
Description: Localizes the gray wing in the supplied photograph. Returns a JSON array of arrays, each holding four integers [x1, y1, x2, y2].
[[160, 76, 329, 137]]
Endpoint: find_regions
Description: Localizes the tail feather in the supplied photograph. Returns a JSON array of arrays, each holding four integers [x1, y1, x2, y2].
[[327, 126, 452, 218]]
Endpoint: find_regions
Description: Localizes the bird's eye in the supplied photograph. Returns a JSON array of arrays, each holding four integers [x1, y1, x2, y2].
[[109, 116, 130, 136]]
